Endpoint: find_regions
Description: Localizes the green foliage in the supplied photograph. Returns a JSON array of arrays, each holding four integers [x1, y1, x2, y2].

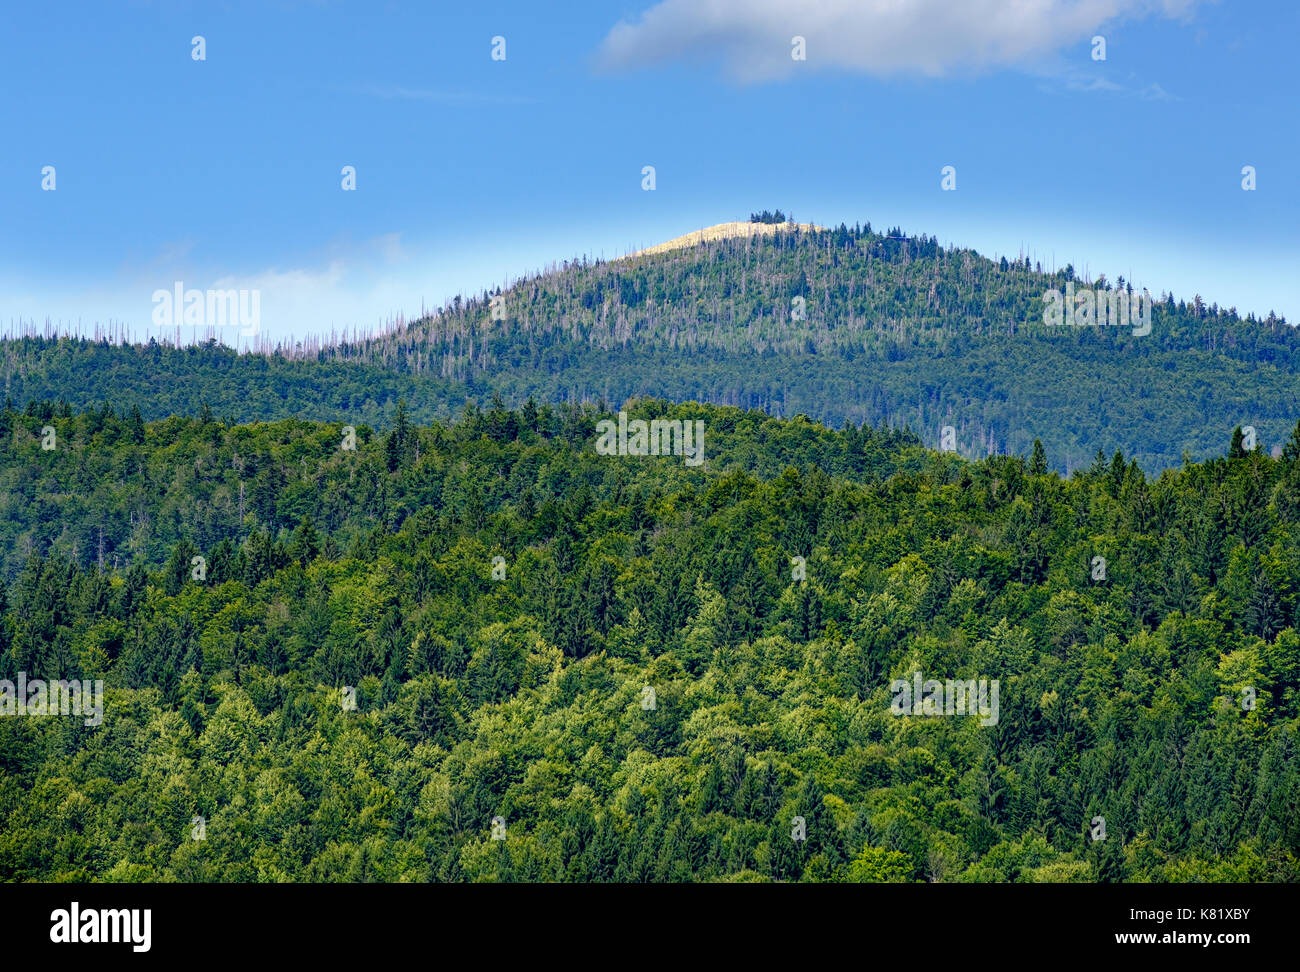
[[1, 401, 1299, 882]]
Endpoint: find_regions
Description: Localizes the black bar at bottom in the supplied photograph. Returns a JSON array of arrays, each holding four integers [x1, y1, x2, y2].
[[0, 882, 1275, 959]]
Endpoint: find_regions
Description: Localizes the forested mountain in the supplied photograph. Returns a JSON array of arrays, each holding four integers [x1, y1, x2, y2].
[[2, 401, 1298, 881], [4, 220, 1297, 473]]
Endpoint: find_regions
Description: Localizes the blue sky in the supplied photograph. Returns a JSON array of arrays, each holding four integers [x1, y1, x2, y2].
[[2, 0, 1296, 344]]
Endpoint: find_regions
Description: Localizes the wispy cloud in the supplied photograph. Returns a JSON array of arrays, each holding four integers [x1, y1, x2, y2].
[[595, 0, 1205, 83], [1048, 71, 1179, 99], [348, 83, 538, 106], [1063, 76, 1126, 93], [1139, 81, 1175, 100]]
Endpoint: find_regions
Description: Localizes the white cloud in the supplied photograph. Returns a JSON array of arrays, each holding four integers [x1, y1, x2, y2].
[[2, 234, 440, 346], [596, 0, 1202, 82], [179, 238, 427, 342]]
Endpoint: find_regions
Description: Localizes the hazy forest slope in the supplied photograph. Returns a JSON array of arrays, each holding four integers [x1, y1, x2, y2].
[[4, 220, 1296, 472]]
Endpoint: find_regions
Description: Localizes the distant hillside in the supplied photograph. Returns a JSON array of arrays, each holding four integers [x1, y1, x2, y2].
[[3, 219, 1296, 472], [0, 397, 923, 579]]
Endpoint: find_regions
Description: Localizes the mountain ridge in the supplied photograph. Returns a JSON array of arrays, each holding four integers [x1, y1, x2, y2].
[[622, 220, 826, 259], [3, 217, 1295, 473]]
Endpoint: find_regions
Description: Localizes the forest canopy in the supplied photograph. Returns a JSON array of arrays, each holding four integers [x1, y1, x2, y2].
[[1, 400, 1298, 882]]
